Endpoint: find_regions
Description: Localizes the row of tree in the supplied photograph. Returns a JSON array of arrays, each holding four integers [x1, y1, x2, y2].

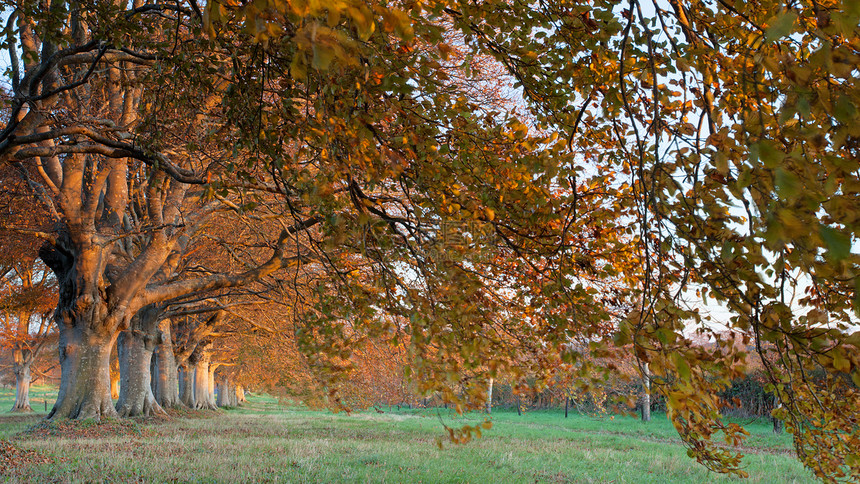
[[1, 0, 858, 481]]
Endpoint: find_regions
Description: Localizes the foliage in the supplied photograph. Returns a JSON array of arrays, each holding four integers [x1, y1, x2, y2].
[[211, 0, 860, 479], [0, 0, 858, 479]]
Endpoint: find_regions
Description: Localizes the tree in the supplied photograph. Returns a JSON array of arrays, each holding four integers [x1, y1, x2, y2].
[[0, 257, 56, 412], [203, 0, 635, 422], [5, 0, 856, 479], [0, 0, 319, 419], [219, 0, 860, 479], [0, 164, 57, 412]]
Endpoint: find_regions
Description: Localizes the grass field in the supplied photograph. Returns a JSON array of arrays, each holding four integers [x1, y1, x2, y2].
[[0, 387, 816, 483]]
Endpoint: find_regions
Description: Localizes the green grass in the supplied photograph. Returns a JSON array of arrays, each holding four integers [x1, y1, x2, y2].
[[0, 384, 57, 413], [0, 389, 816, 483], [0, 384, 57, 439]]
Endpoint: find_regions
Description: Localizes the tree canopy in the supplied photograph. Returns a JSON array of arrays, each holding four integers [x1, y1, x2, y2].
[[0, 0, 859, 481]]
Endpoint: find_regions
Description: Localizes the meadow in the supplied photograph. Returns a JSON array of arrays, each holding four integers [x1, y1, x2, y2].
[[0, 387, 816, 483]]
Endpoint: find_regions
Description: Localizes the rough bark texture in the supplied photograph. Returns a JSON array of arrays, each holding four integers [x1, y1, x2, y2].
[[179, 365, 195, 408], [154, 320, 181, 408], [11, 360, 32, 413], [48, 324, 118, 420], [208, 364, 217, 406], [192, 351, 216, 410], [115, 328, 165, 417], [115, 305, 169, 417], [41, 232, 126, 420], [216, 375, 233, 407]]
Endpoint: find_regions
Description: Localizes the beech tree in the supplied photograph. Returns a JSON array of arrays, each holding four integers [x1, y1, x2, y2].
[[3, 0, 857, 480], [0, 0, 320, 419], [202, 0, 632, 427], [0, 256, 56, 412], [0, 165, 56, 412], [212, 0, 860, 479]]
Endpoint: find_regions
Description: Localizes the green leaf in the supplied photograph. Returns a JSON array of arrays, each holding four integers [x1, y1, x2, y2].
[[673, 352, 692, 380], [819, 225, 851, 261], [720, 241, 735, 261], [774, 167, 799, 198], [765, 11, 798, 41], [756, 141, 785, 169], [834, 95, 858, 124]]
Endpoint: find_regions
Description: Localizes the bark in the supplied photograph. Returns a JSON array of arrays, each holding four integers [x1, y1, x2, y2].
[[486, 377, 494, 414], [208, 364, 218, 405], [48, 324, 118, 420], [229, 384, 239, 407], [11, 358, 32, 413], [179, 365, 195, 407], [154, 319, 181, 408], [216, 375, 232, 407], [192, 354, 216, 410], [235, 385, 245, 404], [10, 300, 47, 412], [187, 341, 215, 410], [641, 363, 651, 422], [115, 324, 166, 417], [40, 229, 127, 420]]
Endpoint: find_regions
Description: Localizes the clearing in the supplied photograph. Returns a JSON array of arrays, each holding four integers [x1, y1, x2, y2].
[[0, 389, 815, 483]]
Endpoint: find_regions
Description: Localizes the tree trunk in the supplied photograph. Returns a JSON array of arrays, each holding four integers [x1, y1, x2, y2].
[[208, 364, 217, 406], [48, 324, 118, 420], [772, 394, 783, 434], [229, 384, 239, 406], [216, 375, 232, 407], [565, 395, 569, 418], [115, 329, 166, 417], [40, 233, 131, 421], [191, 346, 216, 410], [154, 319, 181, 408], [11, 357, 33, 413], [179, 365, 195, 407], [235, 385, 245, 405], [641, 363, 651, 422], [486, 378, 494, 414]]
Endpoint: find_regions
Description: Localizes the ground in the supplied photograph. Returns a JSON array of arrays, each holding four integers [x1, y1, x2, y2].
[[0, 386, 815, 483]]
